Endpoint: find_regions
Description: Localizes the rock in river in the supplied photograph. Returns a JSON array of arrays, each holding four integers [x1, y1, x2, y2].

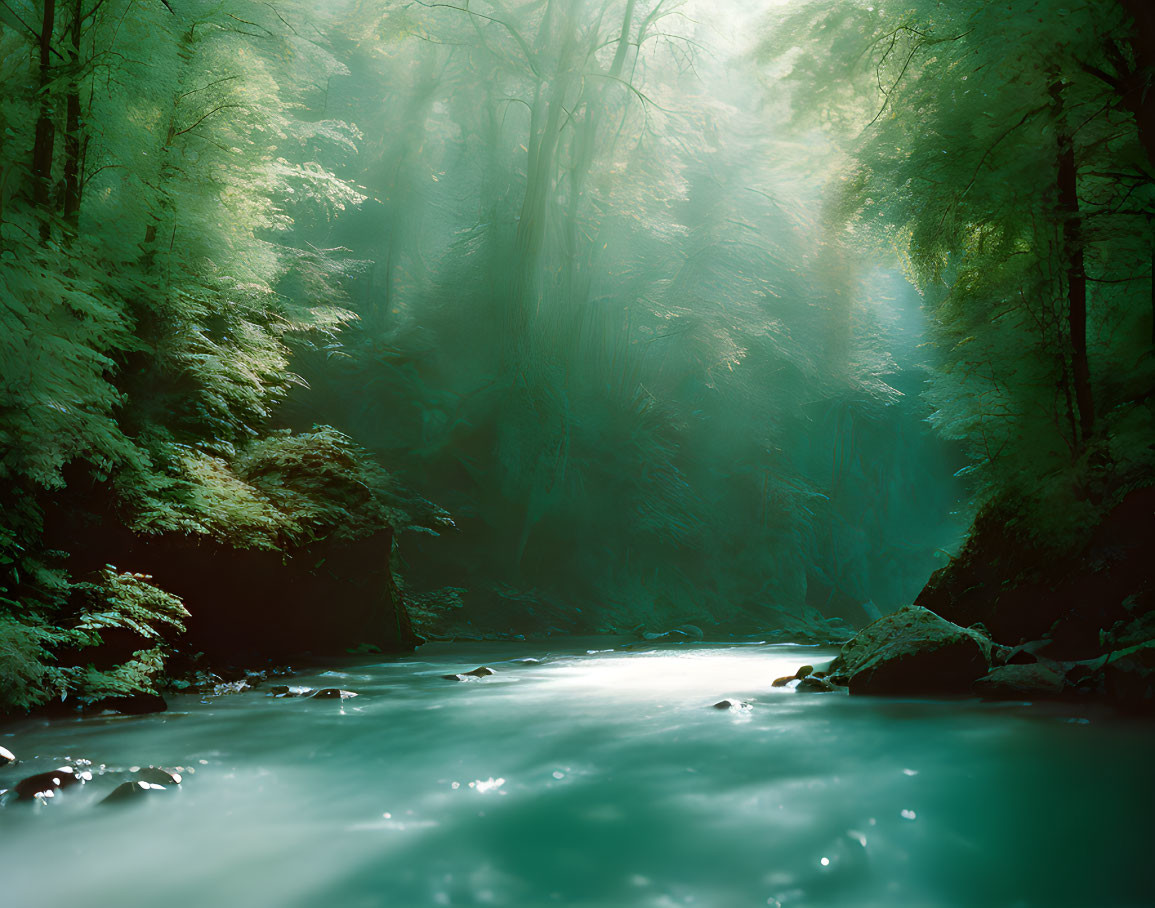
[[267, 685, 314, 698], [14, 766, 90, 801], [311, 688, 359, 699], [101, 780, 169, 805], [0, 745, 15, 766], [90, 692, 168, 715], [772, 664, 816, 688], [444, 666, 497, 681], [137, 767, 182, 786], [712, 698, 751, 711], [796, 676, 842, 693], [827, 605, 993, 696]]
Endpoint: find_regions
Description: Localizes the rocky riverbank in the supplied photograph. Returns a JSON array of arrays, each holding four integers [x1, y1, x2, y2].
[[776, 605, 1155, 710]]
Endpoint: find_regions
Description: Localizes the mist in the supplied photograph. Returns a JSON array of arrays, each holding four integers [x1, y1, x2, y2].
[[276, 0, 966, 639]]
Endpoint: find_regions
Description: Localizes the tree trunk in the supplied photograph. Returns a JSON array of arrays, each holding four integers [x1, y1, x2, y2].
[[1114, 1, 1155, 350], [1052, 80, 1095, 445], [62, 0, 83, 230], [32, 0, 57, 242]]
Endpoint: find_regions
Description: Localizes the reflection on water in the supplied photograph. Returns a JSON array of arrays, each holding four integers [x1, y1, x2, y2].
[[1, 642, 1152, 908]]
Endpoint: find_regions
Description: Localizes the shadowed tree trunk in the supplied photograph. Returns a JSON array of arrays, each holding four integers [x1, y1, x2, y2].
[[32, 0, 57, 241], [62, 0, 84, 230], [1052, 79, 1095, 446]]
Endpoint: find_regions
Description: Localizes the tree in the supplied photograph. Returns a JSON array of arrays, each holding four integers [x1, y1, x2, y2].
[[764, 0, 1155, 531]]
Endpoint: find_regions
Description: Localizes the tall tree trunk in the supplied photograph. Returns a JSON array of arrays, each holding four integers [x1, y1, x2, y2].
[[505, 0, 579, 364], [1114, 1, 1155, 349], [1052, 80, 1095, 445], [557, 0, 637, 343], [62, 0, 83, 231], [32, 0, 57, 242]]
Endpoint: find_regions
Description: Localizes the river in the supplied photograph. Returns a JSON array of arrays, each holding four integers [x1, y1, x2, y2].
[[1, 641, 1152, 907]]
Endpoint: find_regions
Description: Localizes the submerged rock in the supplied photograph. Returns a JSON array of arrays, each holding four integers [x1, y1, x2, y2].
[[974, 664, 1066, 699], [796, 676, 842, 693], [267, 685, 314, 698], [828, 605, 993, 696], [91, 692, 168, 715], [212, 680, 250, 696], [14, 766, 90, 800], [137, 767, 182, 786], [638, 625, 705, 643], [311, 688, 358, 700], [712, 698, 751, 710], [0, 745, 15, 766], [444, 666, 497, 681], [101, 780, 169, 805]]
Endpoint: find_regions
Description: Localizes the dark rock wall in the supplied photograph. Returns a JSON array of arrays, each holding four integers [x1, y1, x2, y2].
[[915, 486, 1155, 658]]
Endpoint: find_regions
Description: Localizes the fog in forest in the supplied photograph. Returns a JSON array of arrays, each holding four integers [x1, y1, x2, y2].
[[272, 0, 967, 639]]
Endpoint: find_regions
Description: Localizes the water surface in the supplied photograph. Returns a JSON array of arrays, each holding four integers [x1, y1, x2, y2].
[[1, 642, 1152, 907]]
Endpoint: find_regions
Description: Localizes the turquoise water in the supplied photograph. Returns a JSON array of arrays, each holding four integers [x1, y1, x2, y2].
[[1, 642, 1152, 907]]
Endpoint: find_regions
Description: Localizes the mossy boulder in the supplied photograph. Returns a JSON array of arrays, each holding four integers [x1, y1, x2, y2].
[[1099, 640, 1155, 708], [973, 663, 1066, 699], [828, 605, 992, 695]]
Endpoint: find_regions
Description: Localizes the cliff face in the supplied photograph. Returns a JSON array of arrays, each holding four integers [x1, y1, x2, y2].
[[915, 485, 1155, 659], [119, 529, 420, 661], [41, 482, 420, 677]]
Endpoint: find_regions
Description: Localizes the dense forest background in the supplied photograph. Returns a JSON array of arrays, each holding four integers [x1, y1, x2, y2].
[[1, 0, 1151, 711]]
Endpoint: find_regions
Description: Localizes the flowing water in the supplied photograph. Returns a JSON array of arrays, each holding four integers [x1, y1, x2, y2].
[[1, 642, 1152, 908]]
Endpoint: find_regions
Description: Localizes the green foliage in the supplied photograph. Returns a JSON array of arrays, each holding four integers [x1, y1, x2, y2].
[[0, 0, 416, 711], [78, 647, 169, 704], [74, 568, 189, 644], [0, 614, 66, 712], [762, 0, 1155, 538]]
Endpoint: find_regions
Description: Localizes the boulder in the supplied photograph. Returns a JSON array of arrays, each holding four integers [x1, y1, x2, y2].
[[0, 745, 14, 766], [14, 766, 90, 800], [1100, 640, 1155, 708], [101, 780, 169, 805], [137, 767, 182, 786], [712, 698, 751, 710], [828, 605, 993, 695], [973, 664, 1066, 699], [311, 688, 358, 700], [772, 664, 817, 688]]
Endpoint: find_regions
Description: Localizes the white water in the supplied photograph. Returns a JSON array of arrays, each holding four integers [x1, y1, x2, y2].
[[1, 642, 1152, 907]]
